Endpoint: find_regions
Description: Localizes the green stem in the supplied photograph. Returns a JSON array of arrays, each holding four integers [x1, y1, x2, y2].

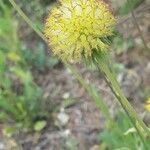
[[126, 0, 149, 50], [9, 0, 45, 41], [65, 62, 111, 120], [95, 54, 150, 148], [65, 62, 126, 136]]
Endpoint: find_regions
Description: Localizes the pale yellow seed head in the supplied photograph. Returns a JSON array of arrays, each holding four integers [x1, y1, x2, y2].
[[44, 0, 116, 62]]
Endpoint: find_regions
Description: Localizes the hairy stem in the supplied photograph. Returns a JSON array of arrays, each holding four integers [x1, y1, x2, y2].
[[95, 54, 150, 148]]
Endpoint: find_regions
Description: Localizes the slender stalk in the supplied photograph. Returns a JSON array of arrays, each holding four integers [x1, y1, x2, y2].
[[65, 62, 126, 136], [65, 62, 112, 120], [9, 0, 45, 41], [126, 0, 149, 50], [95, 54, 150, 148]]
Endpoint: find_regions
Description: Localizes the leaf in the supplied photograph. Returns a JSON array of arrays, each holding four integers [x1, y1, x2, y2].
[[62, 98, 76, 108], [3, 126, 16, 137], [124, 128, 136, 135], [0, 51, 5, 72], [34, 120, 47, 131], [10, 67, 32, 83], [0, 96, 13, 112], [0, 112, 9, 121], [115, 148, 130, 150], [65, 136, 78, 150], [7, 51, 21, 62]]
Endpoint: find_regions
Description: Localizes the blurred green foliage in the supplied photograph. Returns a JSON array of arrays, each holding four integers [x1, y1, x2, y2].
[[99, 110, 150, 150], [119, 0, 142, 15], [0, 1, 57, 133], [22, 43, 58, 72], [113, 36, 134, 55]]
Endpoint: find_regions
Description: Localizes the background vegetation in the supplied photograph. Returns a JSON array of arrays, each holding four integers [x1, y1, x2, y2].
[[0, 0, 149, 149]]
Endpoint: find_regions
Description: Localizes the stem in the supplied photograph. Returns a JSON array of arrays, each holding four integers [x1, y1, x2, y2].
[[126, 0, 149, 50], [65, 62, 111, 120], [9, 0, 45, 41], [95, 54, 150, 148], [65, 62, 126, 136]]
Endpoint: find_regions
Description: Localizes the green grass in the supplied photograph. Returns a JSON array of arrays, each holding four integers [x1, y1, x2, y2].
[[0, 1, 56, 134]]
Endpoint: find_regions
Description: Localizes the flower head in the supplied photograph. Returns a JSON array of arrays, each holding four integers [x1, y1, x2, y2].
[[44, 0, 116, 62]]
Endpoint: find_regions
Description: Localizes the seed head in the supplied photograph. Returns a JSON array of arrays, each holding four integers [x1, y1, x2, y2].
[[44, 0, 116, 62]]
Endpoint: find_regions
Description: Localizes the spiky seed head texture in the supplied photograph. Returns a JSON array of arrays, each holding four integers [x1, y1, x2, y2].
[[44, 0, 116, 62]]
